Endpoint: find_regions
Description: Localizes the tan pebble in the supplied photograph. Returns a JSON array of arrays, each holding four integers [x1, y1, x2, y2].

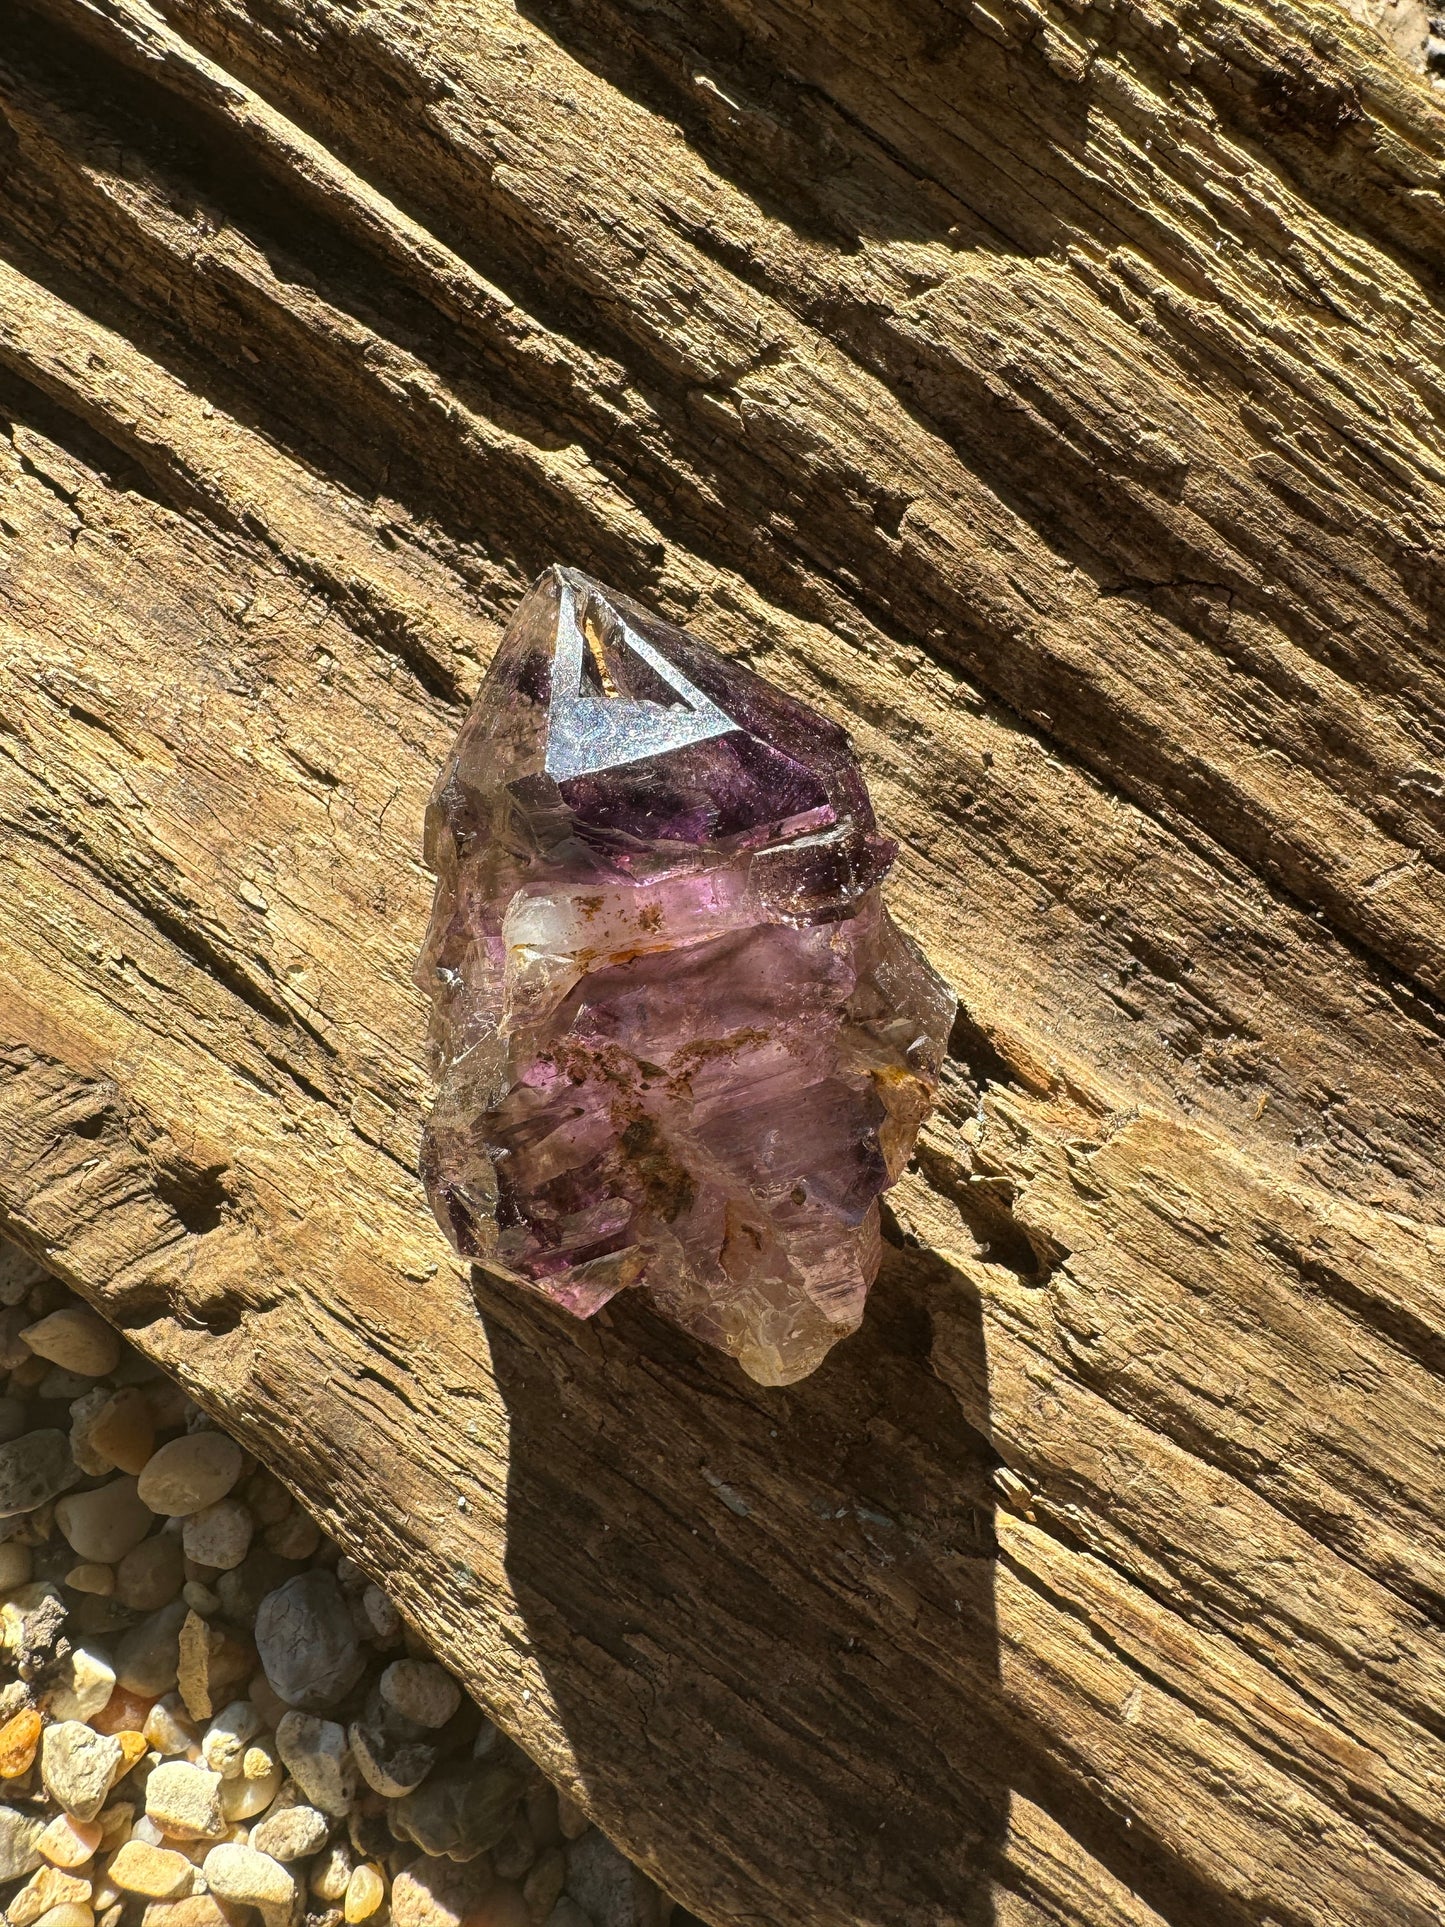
[[20, 1308, 120, 1378], [343, 1864, 385, 1924], [7, 1865, 92, 1927], [114, 1731, 149, 1775], [41, 1722, 126, 1822], [88, 1389, 156, 1477], [176, 1612, 255, 1724], [202, 1843, 296, 1927], [144, 1760, 226, 1841], [90, 1875, 121, 1914], [29, 1904, 95, 1927], [259, 1510, 320, 1561], [9, 1353, 49, 1389], [200, 1702, 261, 1781], [55, 1479, 155, 1566], [109, 1841, 196, 1900], [240, 1472, 290, 1528], [521, 1848, 564, 1925], [182, 1502, 252, 1575], [34, 1816, 102, 1870], [0, 1540, 34, 1589], [389, 1862, 497, 1927], [63, 1564, 115, 1597], [554, 1792, 589, 1841], [138, 1380, 190, 1434], [137, 1438, 243, 1520], [143, 1695, 199, 1758], [182, 1583, 220, 1615], [46, 1646, 117, 1724], [67, 1391, 115, 1478], [219, 1756, 280, 1823], [95, 1805, 135, 1851], [115, 1537, 185, 1615], [379, 1660, 460, 1730], [308, 1843, 353, 1904], [0, 1706, 42, 1777], [140, 1898, 241, 1927]]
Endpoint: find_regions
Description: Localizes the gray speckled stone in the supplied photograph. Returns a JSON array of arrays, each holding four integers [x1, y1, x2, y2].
[[0, 1429, 80, 1517], [255, 1572, 365, 1711]]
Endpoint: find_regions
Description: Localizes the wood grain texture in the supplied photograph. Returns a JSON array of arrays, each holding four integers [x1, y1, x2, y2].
[[0, 1, 1442, 1921]]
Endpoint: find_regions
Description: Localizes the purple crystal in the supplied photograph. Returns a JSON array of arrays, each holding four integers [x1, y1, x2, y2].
[[415, 568, 955, 1384]]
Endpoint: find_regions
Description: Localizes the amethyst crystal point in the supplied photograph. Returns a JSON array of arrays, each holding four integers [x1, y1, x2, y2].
[[415, 567, 956, 1385]]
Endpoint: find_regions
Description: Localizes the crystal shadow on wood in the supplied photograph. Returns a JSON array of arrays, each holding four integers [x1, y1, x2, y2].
[[416, 568, 955, 1384]]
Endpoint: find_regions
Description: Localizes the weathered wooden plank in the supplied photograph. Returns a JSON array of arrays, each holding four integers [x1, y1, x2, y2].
[[0, 1, 1442, 1922]]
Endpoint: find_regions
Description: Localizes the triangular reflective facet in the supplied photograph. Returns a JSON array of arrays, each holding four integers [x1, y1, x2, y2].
[[544, 572, 739, 781]]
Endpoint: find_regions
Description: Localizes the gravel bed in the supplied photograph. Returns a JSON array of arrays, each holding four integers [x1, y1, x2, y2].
[[0, 1246, 683, 1927]]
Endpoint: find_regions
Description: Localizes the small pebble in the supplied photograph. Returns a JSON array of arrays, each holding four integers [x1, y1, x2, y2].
[[137, 1436, 243, 1519], [391, 1762, 525, 1861], [0, 1705, 43, 1777], [523, 1847, 565, 1924], [380, 1659, 461, 1730], [88, 1388, 156, 1476], [140, 1899, 235, 1927], [182, 1581, 221, 1614], [68, 1391, 115, 1477], [261, 1510, 321, 1560], [2, 1580, 68, 1678], [343, 1863, 386, 1923], [47, 1645, 118, 1724], [41, 1721, 126, 1822], [7, 1865, 92, 1927], [29, 1903, 95, 1927], [202, 1842, 296, 1926], [92, 1686, 155, 1737], [182, 1499, 253, 1573], [554, 1792, 590, 1844], [308, 1841, 353, 1903], [142, 1694, 198, 1758], [217, 1764, 279, 1823], [33, 1814, 102, 1869], [108, 1841, 197, 1900], [245, 1669, 289, 1732], [255, 1572, 365, 1711], [176, 1609, 254, 1722], [250, 1803, 329, 1863], [55, 1478, 155, 1565], [63, 1563, 115, 1597], [389, 1859, 497, 1927], [144, 1761, 226, 1841], [0, 1806, 46, 1881], [349, 1719, 435, 1799], [115, 1535, 186, 1613], [20, 1308, 121, 1379], [241, 1470, 291, 1527], [357, 1585, 402, 1645], [115, 1602, 188, 1697], [200, 1700, 261, 1779], [275, 1712, 356, 1817], [96, 1805, 136, 1851], [0, 1538, 34, 1588], [0, 1430, 80, 1517]]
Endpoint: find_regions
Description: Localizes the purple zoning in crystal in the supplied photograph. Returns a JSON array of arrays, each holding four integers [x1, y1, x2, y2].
[[415, 567, 955, 1383]]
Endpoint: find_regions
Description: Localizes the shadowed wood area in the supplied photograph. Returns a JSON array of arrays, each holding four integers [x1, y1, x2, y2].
[[1, 0, 1443, 1921]]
